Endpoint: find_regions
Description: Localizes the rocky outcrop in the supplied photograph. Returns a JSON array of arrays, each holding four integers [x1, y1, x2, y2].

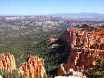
[[54, 76, 85, 78], [0, 53, 16, 72], [66, 48, 104, 71], [48, 37, 57, 43], [55, 68, 86, 78], [58, 25, 104, 76], [18, 55, 46, 78]]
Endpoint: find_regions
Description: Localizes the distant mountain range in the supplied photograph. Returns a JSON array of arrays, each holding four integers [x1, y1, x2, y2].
[[0, 13, 104, 21], [50, 13, 104, 21]]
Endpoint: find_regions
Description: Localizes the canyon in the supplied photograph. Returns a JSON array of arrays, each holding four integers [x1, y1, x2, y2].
[[0, 24, 104, 78]]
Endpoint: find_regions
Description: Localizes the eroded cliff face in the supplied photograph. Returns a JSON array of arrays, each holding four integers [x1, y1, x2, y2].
[[0, 53, 16, 72], [58, 25, 104, 76], [18, 55, 46, 78]]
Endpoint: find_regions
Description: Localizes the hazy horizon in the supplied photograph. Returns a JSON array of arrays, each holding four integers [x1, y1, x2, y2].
[[0, 12, 104, 16], [0, 0, 104, 15]]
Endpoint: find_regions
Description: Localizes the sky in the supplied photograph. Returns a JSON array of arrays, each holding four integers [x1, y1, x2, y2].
[[0, 0, 104, 15]]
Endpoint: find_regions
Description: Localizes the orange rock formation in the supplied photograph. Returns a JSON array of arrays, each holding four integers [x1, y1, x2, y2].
[[18, 55, 46, 78], [58, 25, 104, 76], [0, 53, 16, 72]]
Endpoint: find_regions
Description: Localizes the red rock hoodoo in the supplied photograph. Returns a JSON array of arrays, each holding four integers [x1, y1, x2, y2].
[[58, 25, 104, 76], [18, 55, 46, 78], [0, 53, 16, 72]]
